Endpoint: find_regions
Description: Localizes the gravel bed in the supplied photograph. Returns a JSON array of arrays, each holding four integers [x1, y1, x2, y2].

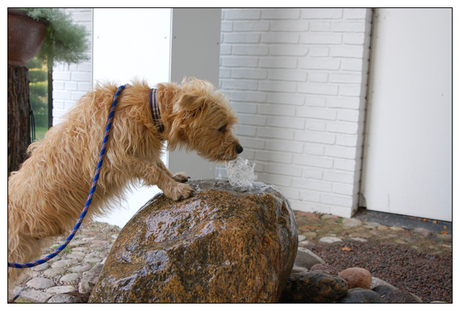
[[309, 240, 452, 303]]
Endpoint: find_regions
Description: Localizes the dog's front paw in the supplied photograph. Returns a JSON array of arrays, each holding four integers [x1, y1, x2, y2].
[[172, 172, 190, 183], [166, 183, 194, 201]]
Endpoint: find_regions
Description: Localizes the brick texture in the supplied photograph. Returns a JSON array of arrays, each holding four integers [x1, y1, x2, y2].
[[52, 9, 93, 125], [219, 8, 373, 217]]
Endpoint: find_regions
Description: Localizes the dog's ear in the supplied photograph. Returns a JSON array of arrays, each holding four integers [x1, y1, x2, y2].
[[174, 93, 206, 116]]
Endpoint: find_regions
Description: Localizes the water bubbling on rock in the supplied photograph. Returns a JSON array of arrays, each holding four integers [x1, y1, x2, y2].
[[226, 157, 257, 192]]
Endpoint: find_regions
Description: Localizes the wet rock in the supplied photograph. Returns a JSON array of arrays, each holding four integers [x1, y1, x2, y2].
[[279, 270, 348, 303], [339, 288, 384, 303], [382, 290, 423, 302], [294, 247, 325, 269], [89, 180, 298, 303], [310, 264, 338, 275], [338, 267, 372, 289]]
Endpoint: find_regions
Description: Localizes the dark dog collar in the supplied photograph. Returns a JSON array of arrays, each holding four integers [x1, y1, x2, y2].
[[150, 88, 164, 133]]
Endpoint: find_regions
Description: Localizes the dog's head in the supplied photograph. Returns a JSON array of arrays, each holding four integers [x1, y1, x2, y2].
[[166, 77, 243, 162]]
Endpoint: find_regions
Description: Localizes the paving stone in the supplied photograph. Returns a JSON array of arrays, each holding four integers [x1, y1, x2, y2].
[[67, 252, 85, 260], [72, 247, 89, 252], [60, 273, 81, 284], [33, 263, 50, 271], [350, 237, 368, 243], [51, 259, 79, 268], [26, 277, 55, 289], [44, 267, 66, 278], [45, 285, 76, 295], [342, 218, 363, 227], [319, 237, 343, 244], [70, 264, 92, 273], [84, 257, 102, 263], [19, 288, 53, 302], [413, 227, 431, 237], [364, 221, 380, 228]]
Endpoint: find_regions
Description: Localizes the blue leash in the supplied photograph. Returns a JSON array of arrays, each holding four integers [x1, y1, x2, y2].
[[8, 85, 126, 269]]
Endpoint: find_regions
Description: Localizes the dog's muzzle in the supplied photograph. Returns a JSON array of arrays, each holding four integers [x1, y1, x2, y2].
[[236, 144, 244, 154]]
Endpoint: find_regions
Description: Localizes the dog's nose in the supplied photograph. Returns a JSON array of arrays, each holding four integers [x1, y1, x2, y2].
[[236, 144, 244, 154]]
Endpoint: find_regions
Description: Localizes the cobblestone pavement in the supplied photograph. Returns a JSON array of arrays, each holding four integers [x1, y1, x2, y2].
[[10, 210, 452, 303]]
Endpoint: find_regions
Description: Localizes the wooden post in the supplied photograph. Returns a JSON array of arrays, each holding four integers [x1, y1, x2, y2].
[[8, 65, 31, 176]]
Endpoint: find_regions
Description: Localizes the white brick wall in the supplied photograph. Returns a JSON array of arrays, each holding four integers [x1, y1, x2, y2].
[[219, 8, 373, 217], [52, 9, 93, 125]]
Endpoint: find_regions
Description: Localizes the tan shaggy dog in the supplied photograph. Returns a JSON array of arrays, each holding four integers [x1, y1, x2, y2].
[[8, 77, 243, 288]]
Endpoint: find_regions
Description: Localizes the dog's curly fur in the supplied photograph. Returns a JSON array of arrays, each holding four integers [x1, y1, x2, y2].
[[8, 77, 242, 288]]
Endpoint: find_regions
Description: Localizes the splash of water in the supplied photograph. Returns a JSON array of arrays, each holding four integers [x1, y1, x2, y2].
[[226, 157, 257, 192]]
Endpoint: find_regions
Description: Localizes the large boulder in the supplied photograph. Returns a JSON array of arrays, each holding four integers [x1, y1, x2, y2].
[[89, 179, 298, 303]]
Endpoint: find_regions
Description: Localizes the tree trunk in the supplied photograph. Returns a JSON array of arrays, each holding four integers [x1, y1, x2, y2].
[[8, 65, 31, 176]]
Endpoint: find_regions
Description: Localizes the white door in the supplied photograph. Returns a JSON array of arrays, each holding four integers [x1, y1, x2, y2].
[[93, 8, 171, 227], [361, 9, 452, 221]]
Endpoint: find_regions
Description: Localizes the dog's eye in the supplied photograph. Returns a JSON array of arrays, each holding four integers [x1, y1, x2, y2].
[[218, 125, 226, 133]]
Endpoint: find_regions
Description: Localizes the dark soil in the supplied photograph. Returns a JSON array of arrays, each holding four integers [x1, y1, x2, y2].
[[309, 240, 452, 303]]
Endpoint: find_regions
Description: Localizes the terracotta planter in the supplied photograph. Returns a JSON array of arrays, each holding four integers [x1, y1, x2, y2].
[[8, 9, 47, 67]]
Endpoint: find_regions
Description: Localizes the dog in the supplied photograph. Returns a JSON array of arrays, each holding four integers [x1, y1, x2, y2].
[[8, 77, 243, 288]]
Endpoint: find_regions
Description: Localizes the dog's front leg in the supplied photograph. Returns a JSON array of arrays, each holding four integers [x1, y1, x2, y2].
[[126, 157, 194, 201], [155, 160, 190, 183]]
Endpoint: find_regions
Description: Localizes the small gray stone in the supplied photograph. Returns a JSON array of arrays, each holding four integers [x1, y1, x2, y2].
[[319, 236, 342, 244], [70, 264, 92, 273], [290, 266, 308, 274], [370, 277, 398, 290], [339, 288, 384, 303], [440, 233, 452, 243], [413, 227, 431, 237], [46, 285, 76, 295], [304, 232, 318, 238], [294, 247, 325, 269], [72, 247, 89, 252], [60, 273, 81, 284], [33, 263, 50, 271], [18, 288, 53, 303], [350, 237, 368, 243], [342, 218, 363, 227], [373, 285, 398, 296], [51, 259, 78, 268], [364, 221, 380, 228], [48, 293, 82, 303], [67, 252, 85, 260], [298, 235, 306, 242], [44, 267, 66, 278], [84, 256, 102, 263], [26, 277, 55, 289], [382, 290, 423, 302]]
